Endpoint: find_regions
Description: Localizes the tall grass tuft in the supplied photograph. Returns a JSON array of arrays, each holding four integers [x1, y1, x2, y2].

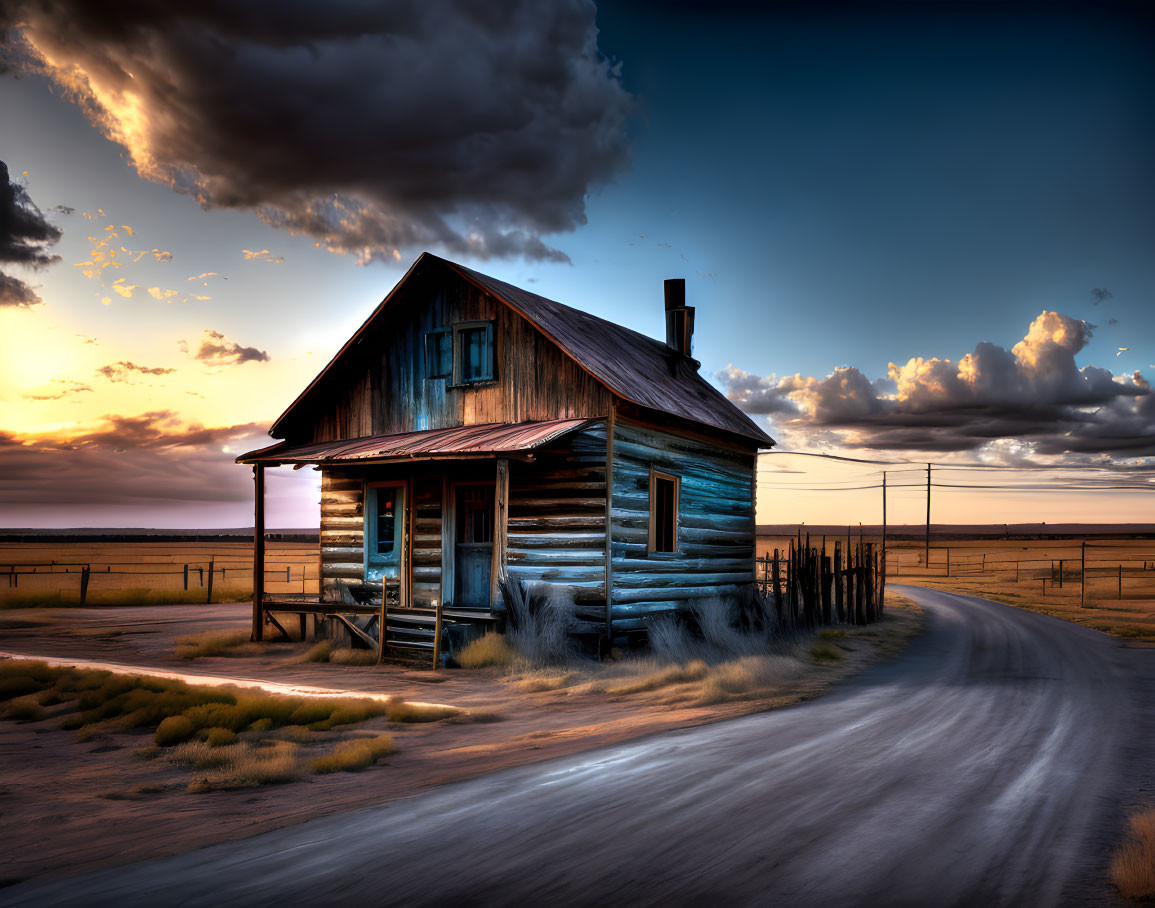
[[174, 629, 257, 660], [1112, 808, 1155, 900], [457, 633, 516, 669], [501, 578, 579, 666], [309, 735, 396, 774]]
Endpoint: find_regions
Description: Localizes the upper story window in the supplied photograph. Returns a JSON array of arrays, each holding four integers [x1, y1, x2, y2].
[[423, 321, 495, 385], [456, 322, 494, 383], [425, 329, 452, 379], [648, 469, 680, 554]]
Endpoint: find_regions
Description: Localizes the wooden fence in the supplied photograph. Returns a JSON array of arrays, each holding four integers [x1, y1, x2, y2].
[[756, 534, 884, 630]]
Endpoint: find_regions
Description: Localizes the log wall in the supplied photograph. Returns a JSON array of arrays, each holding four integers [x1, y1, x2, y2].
[[609, 420, 757, 631], [505, 423, 608, 606], [319, 470, 365, 602]]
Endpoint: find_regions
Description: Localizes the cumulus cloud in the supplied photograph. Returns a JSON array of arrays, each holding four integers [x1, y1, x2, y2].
[[0, 413, 266, 514], [97, 361, 176, 382], [0, 159, 62, 306], [195, 329, 269, 366], [719, 311, 1153, 459], [1, 1, 634, 264]]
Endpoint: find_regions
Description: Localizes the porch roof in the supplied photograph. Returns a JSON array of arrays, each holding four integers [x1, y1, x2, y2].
[[236, 418, 596, 466]]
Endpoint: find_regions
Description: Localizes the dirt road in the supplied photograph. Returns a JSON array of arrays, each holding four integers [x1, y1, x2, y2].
[[7, 586, 1152, 907]]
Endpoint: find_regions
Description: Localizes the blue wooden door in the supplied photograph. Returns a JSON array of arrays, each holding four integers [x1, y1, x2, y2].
[[454, 485, 493, 610]]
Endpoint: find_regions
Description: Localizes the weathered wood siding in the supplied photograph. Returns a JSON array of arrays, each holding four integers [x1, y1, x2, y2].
[[281, 268, 612, 444], [319, 469, 364, 601], [411, 471, 443, 608], [609, 421, 757, 631], [505, 424, 608, 606]]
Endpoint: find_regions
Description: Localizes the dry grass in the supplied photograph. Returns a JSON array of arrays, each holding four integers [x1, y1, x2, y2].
[[329, 647, 378, 666], [456, 632, 516, 669], [100, 782, 169, 800], [184, 741, 301, 791], [300, 641, 331, 663], [308, 735, 397, 774], [174, 629, 259, 660], [383, 699, 460, 723], [1112, 808, 1155, 900], [516, 670, 581, 692]]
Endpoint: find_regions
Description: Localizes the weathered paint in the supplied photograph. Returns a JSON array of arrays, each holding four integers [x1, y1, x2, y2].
[[281, 271, 612, 444], [609, 419, 756, 631]]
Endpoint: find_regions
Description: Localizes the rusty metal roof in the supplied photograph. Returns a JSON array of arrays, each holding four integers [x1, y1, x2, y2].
[[238, 418, 595, 465], [442, 257, 773, 446]]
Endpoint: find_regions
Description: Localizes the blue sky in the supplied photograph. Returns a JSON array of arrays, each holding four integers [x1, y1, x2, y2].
[[1, 1, 1152, 526]]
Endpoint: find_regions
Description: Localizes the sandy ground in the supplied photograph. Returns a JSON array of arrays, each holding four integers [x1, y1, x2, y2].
[[0, 600, 922, 887]]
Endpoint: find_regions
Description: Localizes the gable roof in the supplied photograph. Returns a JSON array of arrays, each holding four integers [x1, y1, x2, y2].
[[270, 252, 773, 447]]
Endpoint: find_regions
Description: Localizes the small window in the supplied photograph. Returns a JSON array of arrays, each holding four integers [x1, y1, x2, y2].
[[425, 329, 452, 379], [456, 322, 494, 384], [648, 470, 680, 553]]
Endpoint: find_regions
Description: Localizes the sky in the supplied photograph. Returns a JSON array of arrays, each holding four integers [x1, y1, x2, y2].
[[0, 0, 1152, 528]]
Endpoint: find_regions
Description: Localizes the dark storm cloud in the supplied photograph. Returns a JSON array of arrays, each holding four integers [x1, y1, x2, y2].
[[0, 1, 634, 263], [0, 159, 62, 306], [0, 415, 266, 508], [194, 330, 269, 366], [719, 311, 1154, 458]]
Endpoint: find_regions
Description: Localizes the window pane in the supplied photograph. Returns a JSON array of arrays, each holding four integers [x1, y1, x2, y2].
[[653, 476, 677, 552], [425, 330, 451, 378], [377, 495, 395, 556], [460, 325, 492, 382]]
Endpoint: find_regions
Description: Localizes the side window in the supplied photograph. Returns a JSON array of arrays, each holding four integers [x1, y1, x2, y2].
[[425, 329, 452, 379], [455, 322, 494, 384], [648, 469, 680, 553], [366, 485, 403, 565]]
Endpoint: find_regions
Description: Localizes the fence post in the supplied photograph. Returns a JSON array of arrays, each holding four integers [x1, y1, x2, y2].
[[1058, 560, 1064, 589], [183, 564, 189, 590], [1118, 564, 1123, 600], [1080, 542, 1086, 608], [207, 557, 215, 604], [80, 564, 90, 606]]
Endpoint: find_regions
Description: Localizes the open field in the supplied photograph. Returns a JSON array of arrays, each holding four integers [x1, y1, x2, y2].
[[0, 542, 319, 607], [0, 595, 923, 885], [760, 534, 1155, 644]]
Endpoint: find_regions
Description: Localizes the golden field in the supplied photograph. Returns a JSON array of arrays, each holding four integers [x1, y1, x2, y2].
[[0, 541, 319, 607]]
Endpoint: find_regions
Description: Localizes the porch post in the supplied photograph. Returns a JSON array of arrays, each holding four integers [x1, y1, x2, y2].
[[251, 463, 266, 642], [491, 458, 509, 608]]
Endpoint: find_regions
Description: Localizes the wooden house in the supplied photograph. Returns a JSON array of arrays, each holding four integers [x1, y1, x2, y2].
[[237, 253, 773, 656]]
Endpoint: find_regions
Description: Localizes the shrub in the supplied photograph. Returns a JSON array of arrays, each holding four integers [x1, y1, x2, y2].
[[1112, 808, 1155, 900], [205, 727, 237, 747], [457, 633, 516, 669], [1, 696, 45, 721], [156, 715, 196, 746], [309, 736, 396, 774]]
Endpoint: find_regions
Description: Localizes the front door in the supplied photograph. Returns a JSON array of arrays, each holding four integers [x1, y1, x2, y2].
[[454, 484, 493, 610]]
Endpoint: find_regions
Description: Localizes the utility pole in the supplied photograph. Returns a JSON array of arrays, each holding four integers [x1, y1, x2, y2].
[[925, 463, 931, 568]]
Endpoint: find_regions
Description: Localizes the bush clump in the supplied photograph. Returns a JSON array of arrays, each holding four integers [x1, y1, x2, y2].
[[456, 633, 516, 669], [309, 736, 396, 774], [156, 715, 196, 746], [205, 727, 237, 747]]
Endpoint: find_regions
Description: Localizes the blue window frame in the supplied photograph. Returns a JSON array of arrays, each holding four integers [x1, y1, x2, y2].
[[424, 329, 452, 379], [365, 484, 404, 579], [455, 322, 494, 384]]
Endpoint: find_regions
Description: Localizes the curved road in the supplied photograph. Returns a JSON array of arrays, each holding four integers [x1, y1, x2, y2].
[[8, 586, 1151, 907]]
